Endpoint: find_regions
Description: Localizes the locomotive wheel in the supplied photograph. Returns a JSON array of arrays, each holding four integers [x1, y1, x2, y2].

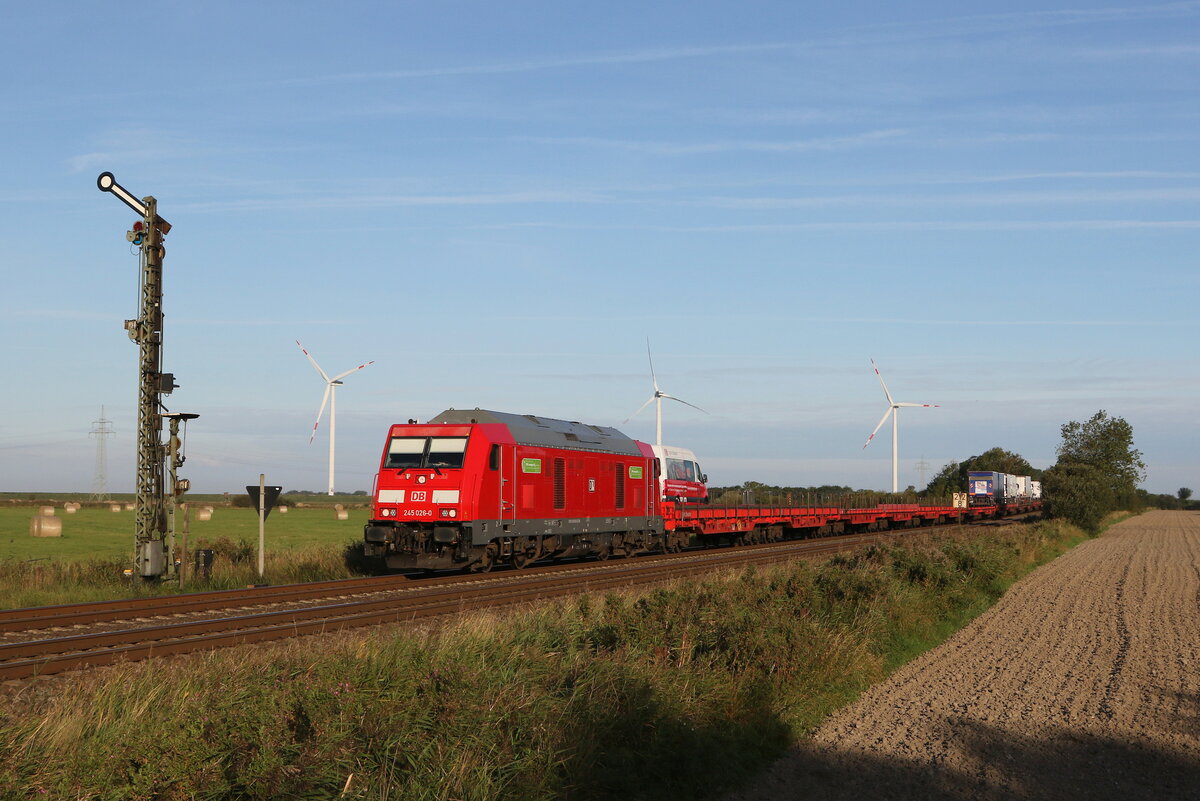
[[470, 543, 499, 573], [511, 536, 542, 569]]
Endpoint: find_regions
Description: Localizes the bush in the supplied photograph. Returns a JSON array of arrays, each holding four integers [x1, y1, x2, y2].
[[193, 536, 255, 564]]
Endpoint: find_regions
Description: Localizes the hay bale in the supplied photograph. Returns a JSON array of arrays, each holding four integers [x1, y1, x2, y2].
[[30, 517, 63, 537], [64, 504, 78, 514], [110, 504, 122, 513], [334, 503, 345, 511], [124, 503, 135, 511], [39, 506, 55, 517], [335, 510, 349, 521], [277, 506, 288, 514], [196, 509, 212, 521]]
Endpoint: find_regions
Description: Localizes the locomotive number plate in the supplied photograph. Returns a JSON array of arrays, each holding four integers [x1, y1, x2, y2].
[[402, 509, 434, 518]]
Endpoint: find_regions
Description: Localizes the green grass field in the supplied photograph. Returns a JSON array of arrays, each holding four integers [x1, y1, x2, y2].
[[0, 497, 370, 564]]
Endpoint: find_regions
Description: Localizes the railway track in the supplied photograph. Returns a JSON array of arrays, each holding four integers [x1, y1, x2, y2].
[[0, 530, 903, 681], [2, 516, 1031, 681]]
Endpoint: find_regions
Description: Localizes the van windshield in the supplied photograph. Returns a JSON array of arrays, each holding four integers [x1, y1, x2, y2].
[[665, 458, 696, 481], [386, 436, 469, 469]]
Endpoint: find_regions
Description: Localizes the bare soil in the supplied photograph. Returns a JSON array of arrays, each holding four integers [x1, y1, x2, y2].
[[727, 510, 1200, 800]]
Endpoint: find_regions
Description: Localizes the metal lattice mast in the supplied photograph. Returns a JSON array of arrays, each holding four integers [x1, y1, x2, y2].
[[98, 173, 176, 578], [132, 194, 166, 573], [89, 406, 114, 501], [916, 455, 931, 489]]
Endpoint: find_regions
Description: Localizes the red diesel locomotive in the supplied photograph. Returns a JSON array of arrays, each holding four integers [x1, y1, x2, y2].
[[363, 409, 681, 571]]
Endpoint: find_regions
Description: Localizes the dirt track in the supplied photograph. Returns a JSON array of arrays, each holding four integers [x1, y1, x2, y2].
[[727, 510, 1200, 800]]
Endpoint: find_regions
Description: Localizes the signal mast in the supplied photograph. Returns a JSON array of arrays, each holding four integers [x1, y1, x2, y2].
[[97, 173, 196, 579]]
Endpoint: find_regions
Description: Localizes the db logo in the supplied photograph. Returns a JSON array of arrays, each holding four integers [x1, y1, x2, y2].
[[410, 491, 427, 502]]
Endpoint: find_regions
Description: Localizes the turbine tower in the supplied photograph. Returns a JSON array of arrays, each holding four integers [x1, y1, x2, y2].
[[297, 341, 374, 495], [624, 339, 706, 446], [89, 406, 114, 502], [862, 359, 938, 493]]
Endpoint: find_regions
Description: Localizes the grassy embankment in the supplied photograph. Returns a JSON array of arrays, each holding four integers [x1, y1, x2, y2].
[[0, 516, 1099, 800], [0, 498, 372, 608]]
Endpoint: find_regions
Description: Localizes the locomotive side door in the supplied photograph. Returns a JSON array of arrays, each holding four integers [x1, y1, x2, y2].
[[498, 443, 516, 527]]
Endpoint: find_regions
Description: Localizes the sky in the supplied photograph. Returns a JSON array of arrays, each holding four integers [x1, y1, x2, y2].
[[0, 1, 1196, 496]]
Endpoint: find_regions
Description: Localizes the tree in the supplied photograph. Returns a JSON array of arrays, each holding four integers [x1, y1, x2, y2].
[[1180, 488, 1193, 503], [1043, 410, 1145, 534]]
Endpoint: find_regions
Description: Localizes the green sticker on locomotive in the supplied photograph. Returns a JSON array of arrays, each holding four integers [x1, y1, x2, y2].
[[628, 466, 643, 479], [521, 458, 543, 474]]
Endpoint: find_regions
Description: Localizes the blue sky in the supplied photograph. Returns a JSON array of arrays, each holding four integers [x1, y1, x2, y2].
[[1, 1, 1196, 495]]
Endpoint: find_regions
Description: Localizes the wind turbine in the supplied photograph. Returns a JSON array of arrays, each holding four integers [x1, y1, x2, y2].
[[296, 340, 375, 495], [623, 339, 706, 446], [862, 359, 938, 493]]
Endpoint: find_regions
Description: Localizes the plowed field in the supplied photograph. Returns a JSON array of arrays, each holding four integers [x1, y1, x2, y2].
[[728, 510, 1200, 800]]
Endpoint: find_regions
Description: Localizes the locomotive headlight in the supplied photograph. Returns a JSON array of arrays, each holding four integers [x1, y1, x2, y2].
[[417, 475, 427, 484], [449, 509, 457, 518]]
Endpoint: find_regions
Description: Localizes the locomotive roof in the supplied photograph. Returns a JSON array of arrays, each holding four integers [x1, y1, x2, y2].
[[427, 409, 644, 455]]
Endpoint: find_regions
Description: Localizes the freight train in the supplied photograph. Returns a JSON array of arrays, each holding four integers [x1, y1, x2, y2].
[[362, 409, 1041, 572]]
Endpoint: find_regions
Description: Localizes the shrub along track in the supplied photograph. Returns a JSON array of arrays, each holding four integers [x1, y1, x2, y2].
[[0, 522, 1012, 681]]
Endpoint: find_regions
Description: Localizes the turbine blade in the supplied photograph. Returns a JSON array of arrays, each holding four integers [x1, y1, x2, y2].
[[332, 360, 376, 382], [870, 359, 894, 405], [896, 402, 939, 408], [862, 407, 892, 449], [309, 385, 332, 444], [646, 338, 659, 392], [660, 393, 708, 414], [296, 340, 331, 383], [622, 395, 656, 424]]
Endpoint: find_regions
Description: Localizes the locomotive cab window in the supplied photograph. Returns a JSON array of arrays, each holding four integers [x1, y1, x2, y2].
[[427, 437, 468, 468], [385, 438, 426, 469], [385, 436, 469, 469]]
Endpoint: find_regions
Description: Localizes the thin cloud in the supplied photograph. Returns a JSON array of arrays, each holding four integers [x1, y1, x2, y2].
[[269, 2, 1200, 89], [177, 189, 615, 213], [472, 219, 1200, 233], [276, 42, 798, 87], [512, 129, 910, 155], [699, 187, 1200, 209], [650, 219, 1200, 233], [1075, 43, 1200, 58]]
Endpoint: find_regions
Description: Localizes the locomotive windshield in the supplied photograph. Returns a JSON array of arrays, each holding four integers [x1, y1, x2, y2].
[[386, 436, 469, 469]]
